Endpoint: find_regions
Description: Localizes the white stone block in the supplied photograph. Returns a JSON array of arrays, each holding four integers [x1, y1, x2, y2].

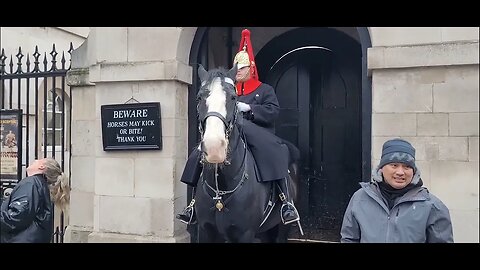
[[429, 161, 479, 210], [404, 136, 467, 161], [95, 83, 138, 116], [449, 113, 479, 136], [71, 120, 96, 156], [98, 196, 153, 235], [449, 209, 479, 243], [433, 66, 479, 112], [400, 136, 465, 162], [372, 114, 416, 136], [95, 158, 134, 196], [417, 113, 449, 136], [69, 190, 94, 227], [93, 195, 99, 231], [441, 27, 480, 43], [370, 27, 442, 47], [64, 225, 92, 243], [134, 158, 174, 199], [469, 137, 479, 161], [94, 27, 127, 63], [72, 86, 96, 120], [71, 156, 95, 192], [368, 42, 479, 71], [89, 61, 192, 84], [415, 161, 431, 188], [150, 198, 175, 236], [175, 84, 189, 119], [160, 118, 176, 137], [174, 136, 188, 159], [86, 231, 189, 243], [127, 27, 181, 62], [373, 78, 433, 113], [436, 137, 469, 161]]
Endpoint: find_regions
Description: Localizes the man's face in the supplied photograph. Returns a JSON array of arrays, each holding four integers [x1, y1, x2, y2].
[[381, 162, 414, 189], [235, 66, 251, 82]]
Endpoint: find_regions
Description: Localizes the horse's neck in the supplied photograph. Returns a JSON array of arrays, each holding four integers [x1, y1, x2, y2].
[[224, 125, 246, 176]]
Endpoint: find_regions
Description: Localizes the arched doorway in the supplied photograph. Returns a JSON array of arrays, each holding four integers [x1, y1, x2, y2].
[[188, 27, 371, 242]]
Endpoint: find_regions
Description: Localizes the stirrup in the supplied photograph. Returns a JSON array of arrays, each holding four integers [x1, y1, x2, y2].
[[176, 199, 196, 225], [280, 201, 300, 225]]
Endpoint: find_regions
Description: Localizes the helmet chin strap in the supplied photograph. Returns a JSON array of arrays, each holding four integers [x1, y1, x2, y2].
[[237, 67, 251, 82]]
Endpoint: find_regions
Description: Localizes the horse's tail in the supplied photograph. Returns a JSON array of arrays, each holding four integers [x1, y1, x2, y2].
[[282, 139, 300, 165], [281, 139, 300, 202]]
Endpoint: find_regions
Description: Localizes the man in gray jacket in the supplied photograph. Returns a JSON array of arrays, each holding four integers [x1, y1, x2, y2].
[[340, 138, 453, 243]]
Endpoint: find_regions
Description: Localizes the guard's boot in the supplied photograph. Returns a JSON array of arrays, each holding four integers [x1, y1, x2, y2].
[[277, 178, 300, 225], [176, 189, 197, 225]]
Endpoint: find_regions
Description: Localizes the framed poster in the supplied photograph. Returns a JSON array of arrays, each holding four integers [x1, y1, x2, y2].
[[1, 109, 22, 198]]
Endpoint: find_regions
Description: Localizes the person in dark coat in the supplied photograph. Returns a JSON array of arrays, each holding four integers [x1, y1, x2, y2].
[[1, 158, 70, 243], [177, 29, 300, 226], [340, 138, 454, 242]]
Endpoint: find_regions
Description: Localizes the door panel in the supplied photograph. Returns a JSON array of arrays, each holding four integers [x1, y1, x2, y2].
[[267, 49, 361, 242]]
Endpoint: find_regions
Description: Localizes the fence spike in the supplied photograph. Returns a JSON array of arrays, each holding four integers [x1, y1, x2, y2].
[[61, 51, 66, 70], [50, 44, 58, 71], [15, 46, 24, 74], [33, 45, 41, 72], [26, 54, 31, 72], [0, 48, 6, 74], [9, 55, 13, 73], [43, 52, 48, 72], [68, 42, 74, 70]]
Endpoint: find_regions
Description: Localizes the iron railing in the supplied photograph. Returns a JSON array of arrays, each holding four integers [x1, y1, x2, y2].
[[0, 43, 74, 243]]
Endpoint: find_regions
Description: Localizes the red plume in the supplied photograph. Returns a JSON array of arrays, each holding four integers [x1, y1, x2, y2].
[[236, 29, 261, 95]]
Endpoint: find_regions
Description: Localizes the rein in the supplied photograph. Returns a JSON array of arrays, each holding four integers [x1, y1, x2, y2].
[[201, 137, 248, 211], [198, 75, 246, 212]]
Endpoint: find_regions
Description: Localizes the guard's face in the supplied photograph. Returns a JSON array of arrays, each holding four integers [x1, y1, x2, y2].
[[381, 163, 414, 189], [235, 66, 251, 83]]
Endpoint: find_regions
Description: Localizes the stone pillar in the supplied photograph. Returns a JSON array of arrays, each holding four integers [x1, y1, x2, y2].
[[368, 27, 479, 243], [65, 27, 195, 242]]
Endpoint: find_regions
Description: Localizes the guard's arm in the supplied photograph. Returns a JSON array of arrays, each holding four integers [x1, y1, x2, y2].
[[249, 85, 280, 125]]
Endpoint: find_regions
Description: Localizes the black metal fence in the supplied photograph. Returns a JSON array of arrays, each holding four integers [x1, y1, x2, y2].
[[0, 43, 74, 243]]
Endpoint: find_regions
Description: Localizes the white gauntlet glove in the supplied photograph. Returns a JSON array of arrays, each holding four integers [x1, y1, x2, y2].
[[237, 102, 251, 112]]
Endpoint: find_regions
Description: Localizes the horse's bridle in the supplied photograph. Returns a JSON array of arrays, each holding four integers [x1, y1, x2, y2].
[[199, 110, 236, 138], [197, 83, 239, 165]]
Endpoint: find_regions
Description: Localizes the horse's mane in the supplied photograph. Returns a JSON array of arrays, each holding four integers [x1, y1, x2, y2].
[[198, 66, 236, 96], [204, 67, 229, 81]]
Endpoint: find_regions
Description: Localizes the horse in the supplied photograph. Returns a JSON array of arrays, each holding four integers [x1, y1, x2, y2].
[[193, 64, 300, 243]]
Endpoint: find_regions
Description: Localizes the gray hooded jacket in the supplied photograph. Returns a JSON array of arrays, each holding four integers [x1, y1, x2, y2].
[[340, 168, 453, 243]]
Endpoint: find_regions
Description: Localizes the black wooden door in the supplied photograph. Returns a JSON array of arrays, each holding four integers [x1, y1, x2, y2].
[[267, 49, 361, 242]]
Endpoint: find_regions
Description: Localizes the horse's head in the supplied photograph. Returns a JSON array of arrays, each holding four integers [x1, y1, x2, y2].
[[197, 64, 238, 164]]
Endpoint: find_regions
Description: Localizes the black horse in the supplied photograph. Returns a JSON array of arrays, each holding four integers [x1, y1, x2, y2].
[[194, 64, 300, 243]]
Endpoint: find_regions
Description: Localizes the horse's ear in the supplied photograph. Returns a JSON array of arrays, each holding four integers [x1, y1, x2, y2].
[[198, 64, 208, 83], [227, 63, 237, 82]]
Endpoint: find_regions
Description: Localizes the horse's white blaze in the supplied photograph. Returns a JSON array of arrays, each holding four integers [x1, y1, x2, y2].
[[203, 78, 228, 163]]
